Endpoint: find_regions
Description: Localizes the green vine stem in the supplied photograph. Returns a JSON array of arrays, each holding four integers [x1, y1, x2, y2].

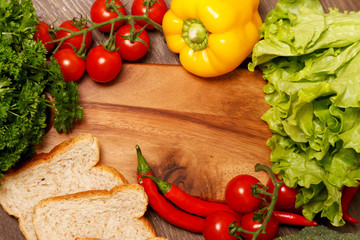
[[229, 164, 283, 240], [49, 0, 163, 54]]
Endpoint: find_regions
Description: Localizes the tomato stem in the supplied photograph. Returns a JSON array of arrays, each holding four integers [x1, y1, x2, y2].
[[77, 32, 88, 56], [106, 0, 125, 16], [142, 0, 158, 7], [49, 7, 163, 53], [229, 164, 282, 240], [252, 164, 282, 239]]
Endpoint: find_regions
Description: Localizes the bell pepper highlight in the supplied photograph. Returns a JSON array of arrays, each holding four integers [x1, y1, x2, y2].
[[162, 0, 262, 77]]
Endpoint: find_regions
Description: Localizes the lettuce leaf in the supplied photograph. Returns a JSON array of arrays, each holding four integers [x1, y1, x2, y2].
[[250, 0, 360, 226]]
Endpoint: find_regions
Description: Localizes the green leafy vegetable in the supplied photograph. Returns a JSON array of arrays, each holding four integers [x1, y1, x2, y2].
[[0, 0, 83, 177], [275, 225, 360, 240], [250, 0, 360, 226]]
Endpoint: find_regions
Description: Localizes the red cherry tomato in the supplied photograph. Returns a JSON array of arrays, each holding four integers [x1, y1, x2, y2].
[[266, 175, 299, 210], [225, 175, 263, 213], [33, 21, 55, 52], [203, 211, 239, 240], [86, 45, 122, 83], [53, 49, 85, 82], [131, 0, 168, 29], [240, 212, 279, 240], [56, 20, 93, 50], [115, 24, 150, 61], [90, 0, 127, 32]]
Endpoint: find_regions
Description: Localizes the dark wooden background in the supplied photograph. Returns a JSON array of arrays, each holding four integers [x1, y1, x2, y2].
[[1, 0, 360, 239]]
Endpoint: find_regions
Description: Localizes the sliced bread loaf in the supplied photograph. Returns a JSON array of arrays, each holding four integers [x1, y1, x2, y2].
[[75, 238, 167, 240], [33, 184, 158, 240], [75, 237, 167, 240], [0, 133, 127, 240]]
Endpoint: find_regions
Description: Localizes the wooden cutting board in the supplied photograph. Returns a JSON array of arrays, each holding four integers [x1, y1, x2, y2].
[[35, 63, 272, 201]]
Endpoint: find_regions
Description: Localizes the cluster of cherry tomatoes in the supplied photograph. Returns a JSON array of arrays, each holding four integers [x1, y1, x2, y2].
[[203, 173, 299, 240], [33, 0, 168, 83]]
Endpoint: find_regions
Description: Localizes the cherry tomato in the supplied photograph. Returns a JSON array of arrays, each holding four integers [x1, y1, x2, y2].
[[131, 0, 168, 29], [53, 49, 85, 82], [266, 175, 299, 210], [225, 175, 263, 213], [86, 45, 122, 83], [56, 20, 93, 50], [33, 21, 55, 52], [90, 0, 127, 32], [115, 24, 150, 61], [240, 212, 279, 240], [203, 211, 239, 240]]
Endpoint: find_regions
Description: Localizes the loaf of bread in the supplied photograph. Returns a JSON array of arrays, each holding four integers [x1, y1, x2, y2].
[[33, 184, 159, 240], [0, 134, 128, 240]]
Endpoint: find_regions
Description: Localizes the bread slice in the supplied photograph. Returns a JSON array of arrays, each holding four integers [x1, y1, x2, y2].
[[33, 184, 158, 240], [75, 237, 167, 240], [0, 133, 127, 240]]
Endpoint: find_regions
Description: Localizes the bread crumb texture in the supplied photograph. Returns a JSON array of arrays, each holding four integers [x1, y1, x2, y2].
[[0, 134, 128, 240], [33, 185, 157, 240]]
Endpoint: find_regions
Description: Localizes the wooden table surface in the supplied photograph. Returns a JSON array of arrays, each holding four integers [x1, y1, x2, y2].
[[1, 0, 360, 239]]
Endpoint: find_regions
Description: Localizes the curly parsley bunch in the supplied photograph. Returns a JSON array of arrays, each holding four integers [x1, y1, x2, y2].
[[0, 0, 83, 177]]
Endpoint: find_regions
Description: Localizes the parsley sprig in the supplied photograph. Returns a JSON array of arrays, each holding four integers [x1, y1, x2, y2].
[[0, 0, 83, 177]]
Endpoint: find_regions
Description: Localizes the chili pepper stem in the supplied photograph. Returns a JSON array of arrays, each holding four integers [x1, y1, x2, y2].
[[139, 174, 172, 195], [135, 146, 205, 233], [136, 145, 153, 176]]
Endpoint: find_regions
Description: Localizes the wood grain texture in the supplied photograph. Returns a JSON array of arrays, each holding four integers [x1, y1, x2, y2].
[[35, 64, 272, 198], [1, 0, 360, 240]]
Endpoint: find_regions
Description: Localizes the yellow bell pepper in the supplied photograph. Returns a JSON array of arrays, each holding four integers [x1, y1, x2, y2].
[[162, 0, 262, 77]]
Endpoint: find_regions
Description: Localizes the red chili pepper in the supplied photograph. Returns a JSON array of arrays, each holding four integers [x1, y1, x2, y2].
[[136, 145, 205, 233], [273, 210, 318, 226], [140, 174, 239, 218], [341, 181, 360, 223]]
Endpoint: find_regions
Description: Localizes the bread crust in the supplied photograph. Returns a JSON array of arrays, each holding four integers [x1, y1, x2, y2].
[[0, 133, 128, 240], [0, 133, 128, 213], [75, 237, 167, 240], [93, 164, 128, 184], [4, 134, 124, 177], [33, 184, 158, 240], [35, 184, 146, 205]]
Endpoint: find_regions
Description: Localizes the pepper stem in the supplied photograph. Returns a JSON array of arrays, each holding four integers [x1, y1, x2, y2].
[[182, 18, 208, 51], [136, 145, 152, 175], [139, 175, 172, 195]]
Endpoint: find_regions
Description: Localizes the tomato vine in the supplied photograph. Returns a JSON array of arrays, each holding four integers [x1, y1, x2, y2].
[[228, 164, 283, 240], [50, 0, 163, 54], [35, 0, 167, 82]]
